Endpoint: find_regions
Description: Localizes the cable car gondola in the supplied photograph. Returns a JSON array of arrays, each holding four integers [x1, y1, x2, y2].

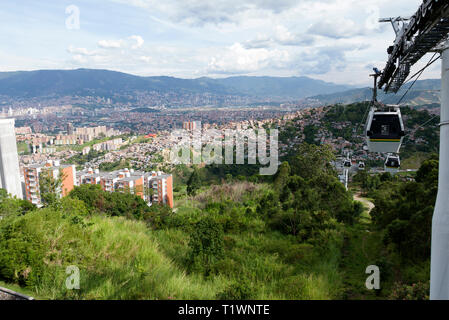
[[365, 104, 405, 153], [358, 161, 366, 170], [384, 154, 400, 174], [343, 158, 351, 168]]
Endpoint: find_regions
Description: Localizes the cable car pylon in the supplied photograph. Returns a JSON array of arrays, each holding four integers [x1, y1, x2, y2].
[[375, 1, 449, 299], [430, 41, 449, 299]]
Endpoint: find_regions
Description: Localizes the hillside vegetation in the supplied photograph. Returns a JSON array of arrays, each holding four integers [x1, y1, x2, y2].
[[0, 142, 436, 300]]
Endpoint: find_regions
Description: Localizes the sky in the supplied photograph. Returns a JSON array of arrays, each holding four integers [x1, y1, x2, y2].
[[0, 0, 442, 86]]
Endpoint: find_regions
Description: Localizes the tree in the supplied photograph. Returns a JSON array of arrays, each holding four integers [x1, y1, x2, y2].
[[0, 188, 35, 217], [371, 157, 439, 260], [274, 161, 291, 190], [69, 184, 151, 219], [143, 203, 173, 229], [187, 167, 201, 197], [415, 155, 438, 188], [39, 169, 65, 207], [289, 143, 336, 180], [144, 185, 154, 203], [188, 216, 224, 275]]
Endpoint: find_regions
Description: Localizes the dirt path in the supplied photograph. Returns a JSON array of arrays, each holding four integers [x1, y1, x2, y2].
[[354, 193, 375, 214]]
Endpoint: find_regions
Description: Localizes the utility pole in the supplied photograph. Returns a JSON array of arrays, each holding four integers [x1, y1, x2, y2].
[[430, 41, 449, 300], [344, 168, 348, 191]]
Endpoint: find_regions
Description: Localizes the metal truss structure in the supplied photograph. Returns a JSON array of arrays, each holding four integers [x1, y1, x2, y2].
[[378, 0, 449, 93]]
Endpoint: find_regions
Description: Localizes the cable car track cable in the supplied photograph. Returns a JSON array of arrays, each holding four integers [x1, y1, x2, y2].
[[402, 53, 441, 87], [356, 102, 372, 136], [400, 113, 439, 148], [396, 53, 441, 105]]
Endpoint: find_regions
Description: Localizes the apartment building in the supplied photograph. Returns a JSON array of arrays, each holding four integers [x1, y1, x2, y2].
[[92, 138, 123, 152], [182, 121, 199, 131], [75, 126, 121, 138], [15, 126, 32, 135], [82, 146, 91, 155], [115, 173, 144, 198], [66, 123, 74, 135], [98, 172, 119, 193], [75, 126, 107, 137], [23, 160, 174, 209], [23, 160, 76, 206], [31, 144, 56, 154], [77, 168, 173, 208], [54, 134, 83, 145], [146, 171, 173, 208], [54, 126, 122, 146]]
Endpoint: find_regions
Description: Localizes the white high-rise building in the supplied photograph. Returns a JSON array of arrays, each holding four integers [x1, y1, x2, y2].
[[0, 119, 23, 199]]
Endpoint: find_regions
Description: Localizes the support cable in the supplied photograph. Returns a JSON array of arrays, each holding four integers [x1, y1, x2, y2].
[[397, 53, 441, 105], [400, 113, 439, 148]]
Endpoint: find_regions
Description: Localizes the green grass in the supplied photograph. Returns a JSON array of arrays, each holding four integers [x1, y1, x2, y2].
[[163, 182, 349, 300], [16, 142, 30, 155], [150, 221, 345, 300], [77, 216, 227, 300], [1, 179, 396, 300], [0, 210, 228, 300], [130, 136, 152, 145], [401, 152, 429, 170], [57, 135, 129, 152], [339, 227, 388, 299]]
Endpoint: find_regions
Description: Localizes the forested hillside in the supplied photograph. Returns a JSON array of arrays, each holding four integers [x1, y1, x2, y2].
[[0, 142, 436, 299]]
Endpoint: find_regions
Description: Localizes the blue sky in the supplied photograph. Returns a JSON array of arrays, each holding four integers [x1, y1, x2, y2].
[[0, 0, 441, 86]]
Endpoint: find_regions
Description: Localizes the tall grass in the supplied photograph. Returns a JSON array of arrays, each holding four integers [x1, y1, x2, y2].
[[194, 182, 267, 204], [0, 210, 227, 300], [1, 180, 349, 300]]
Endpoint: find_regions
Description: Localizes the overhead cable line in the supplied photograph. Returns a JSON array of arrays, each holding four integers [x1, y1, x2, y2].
[[401, 113, 439, 148], [396, 53, 441, 105]]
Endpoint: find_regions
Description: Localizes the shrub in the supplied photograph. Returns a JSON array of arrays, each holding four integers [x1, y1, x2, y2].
[[69, 184, 151, 219], [0, 208, 91, 288], [389, 282, 430, 300], [188, 217, 224, 276], [216, 279, 254, 300], [0, 211, 224, 299]]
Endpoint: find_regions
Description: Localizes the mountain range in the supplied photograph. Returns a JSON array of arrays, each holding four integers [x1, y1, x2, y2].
[[306, 79, 441, 107], [0, 68, 441, 107], [0, 68, 352, 100]]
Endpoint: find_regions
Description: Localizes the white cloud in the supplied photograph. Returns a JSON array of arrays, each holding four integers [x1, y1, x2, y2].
[[97, 36, 144, 50], [72, 54, 88, 64], [67, 46, 96, 56], [308, 19, 359, 39], [98, 39, 123, 49], [243, 25, 315, 48], [207, 43, 290, 74], [111, 0, 299, 26], [130, 35, 144, 49], [139, 56, 151, 63]]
